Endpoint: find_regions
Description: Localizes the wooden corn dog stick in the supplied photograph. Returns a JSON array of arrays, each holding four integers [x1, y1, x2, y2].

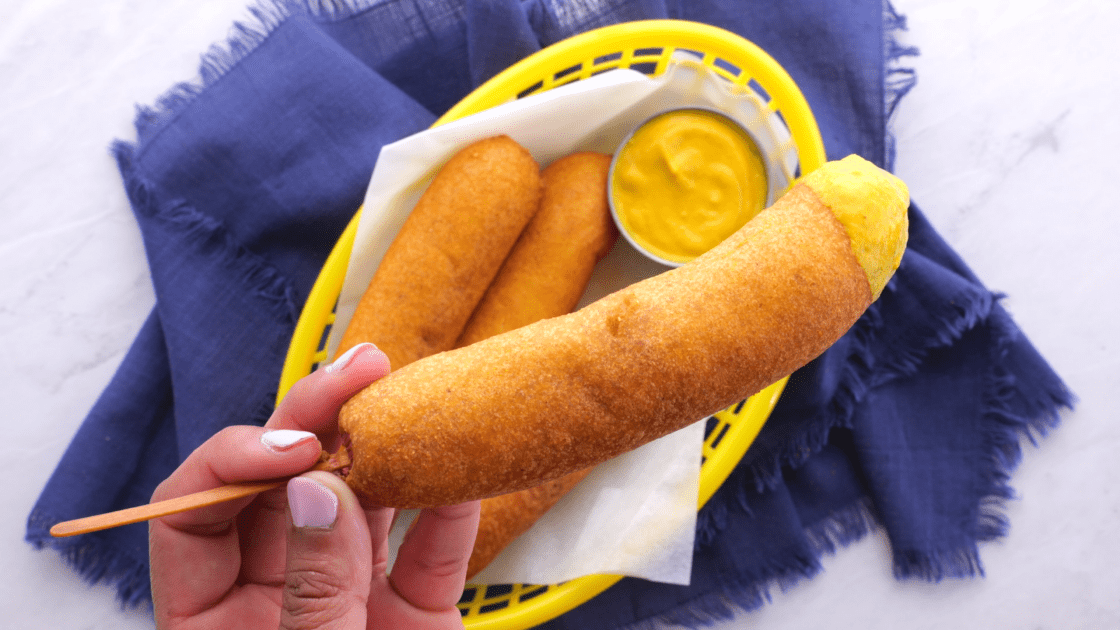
[[48, 454, 349, 537], [49, 481, 287, 537], [456, 152, 616, 579], [335, 135, 541, 367], [337, 155, 909, 508]]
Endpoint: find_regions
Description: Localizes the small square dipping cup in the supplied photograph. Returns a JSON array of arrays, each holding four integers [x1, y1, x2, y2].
[[608, 107, 770, 267]]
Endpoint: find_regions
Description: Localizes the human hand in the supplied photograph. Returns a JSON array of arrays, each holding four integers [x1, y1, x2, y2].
[[149, 342, 482, 629]]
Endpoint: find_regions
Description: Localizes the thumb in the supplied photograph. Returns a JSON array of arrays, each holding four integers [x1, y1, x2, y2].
[[280, 472, 372, 630]]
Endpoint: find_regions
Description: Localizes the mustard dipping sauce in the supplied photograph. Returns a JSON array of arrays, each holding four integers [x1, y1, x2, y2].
[[610, 109, 769, 265]]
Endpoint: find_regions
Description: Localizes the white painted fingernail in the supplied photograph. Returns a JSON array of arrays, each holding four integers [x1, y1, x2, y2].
[[261, 429, 317, 451], [324, 342, 376, 374]]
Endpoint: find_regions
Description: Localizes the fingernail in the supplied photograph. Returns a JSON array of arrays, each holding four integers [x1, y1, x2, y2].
[[324, 342, 377, 374], [288, 477, 339, 529], [261, 429, 317, 451]]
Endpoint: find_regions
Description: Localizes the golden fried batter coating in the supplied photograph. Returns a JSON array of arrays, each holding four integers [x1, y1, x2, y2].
[[457, 152, 617, 347], [335, 135, 541, 368], [465, 467, 593, 579]]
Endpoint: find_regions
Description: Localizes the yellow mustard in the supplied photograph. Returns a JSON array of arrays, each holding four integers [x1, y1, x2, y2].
[[610, 109, 768, 265]]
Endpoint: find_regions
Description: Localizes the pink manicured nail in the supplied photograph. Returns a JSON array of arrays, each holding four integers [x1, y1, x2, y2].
[[288, 477, 338, 528], [324, 342, 377, 374], [260, 429, 317, 451]]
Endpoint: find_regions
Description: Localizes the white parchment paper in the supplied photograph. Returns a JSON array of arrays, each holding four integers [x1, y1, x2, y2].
[[329, 56, 797, 586]]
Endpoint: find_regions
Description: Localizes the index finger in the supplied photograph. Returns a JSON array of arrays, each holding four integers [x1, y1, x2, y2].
[[149, 425, 323, 622], [150, 425, 324, 528], [267, 342, 390, 449]]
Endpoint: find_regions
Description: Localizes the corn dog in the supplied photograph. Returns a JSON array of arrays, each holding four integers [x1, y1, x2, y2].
[[338, 155, 909, 508], [335, 135, 541, 367], [467, 470, 591, 578], [458, 152, 616, 579], [456, 152, 618, 347]]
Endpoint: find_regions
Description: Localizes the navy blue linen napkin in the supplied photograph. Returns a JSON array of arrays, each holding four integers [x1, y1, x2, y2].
[[27, 0, 1072, 626]]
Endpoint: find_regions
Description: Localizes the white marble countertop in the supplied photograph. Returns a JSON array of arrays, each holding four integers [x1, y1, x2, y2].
[[3, 0, 1117, 627]]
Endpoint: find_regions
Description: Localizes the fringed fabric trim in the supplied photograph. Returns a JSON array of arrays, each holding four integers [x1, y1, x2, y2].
[[25, 142, 303, 608], [737, 268, 996, 499], [882, 0, 919, 170], [889, 300, 1073, 582], [129, 0, 387, 148], [893, 547, 985, 581], [799, 496, 881, 560], [112, 141, 301, 333], [26, 509, 153, 608], [732, 298, 883, 497], [713, 283, 1070, 586], [631, 499, 881, 630], [873, 285, 995, 389]]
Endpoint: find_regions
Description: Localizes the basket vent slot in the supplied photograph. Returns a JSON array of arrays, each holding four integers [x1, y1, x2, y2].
[[594, 51, 623, 65], [479, 600, 511, 614], [554, 63, 582, 80], [517, 80, 544, 99], [709, 423, 732, 450], [703, 416, 719, 439], [484, 584, 514, 598], [746, 77, 771, 103], [316, 322, 333, 355], [458, 587, 477, 605], [519, 585, 550, 602], [713, 57, 741, 79]]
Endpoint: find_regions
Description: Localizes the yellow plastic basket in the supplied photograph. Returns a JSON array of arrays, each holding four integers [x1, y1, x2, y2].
[[277, 19, 825, 630]]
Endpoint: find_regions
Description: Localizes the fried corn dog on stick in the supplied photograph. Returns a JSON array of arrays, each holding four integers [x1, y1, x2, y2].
[[457, 152, 617, 579], [338, 155, 909, 508], [335, 135, 541, 367]]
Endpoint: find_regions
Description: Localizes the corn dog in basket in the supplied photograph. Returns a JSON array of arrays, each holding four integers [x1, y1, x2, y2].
[[334, 155, 909, 508]]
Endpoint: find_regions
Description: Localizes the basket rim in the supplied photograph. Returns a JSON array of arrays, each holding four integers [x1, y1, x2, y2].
[[435, 19, 825, 169]]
